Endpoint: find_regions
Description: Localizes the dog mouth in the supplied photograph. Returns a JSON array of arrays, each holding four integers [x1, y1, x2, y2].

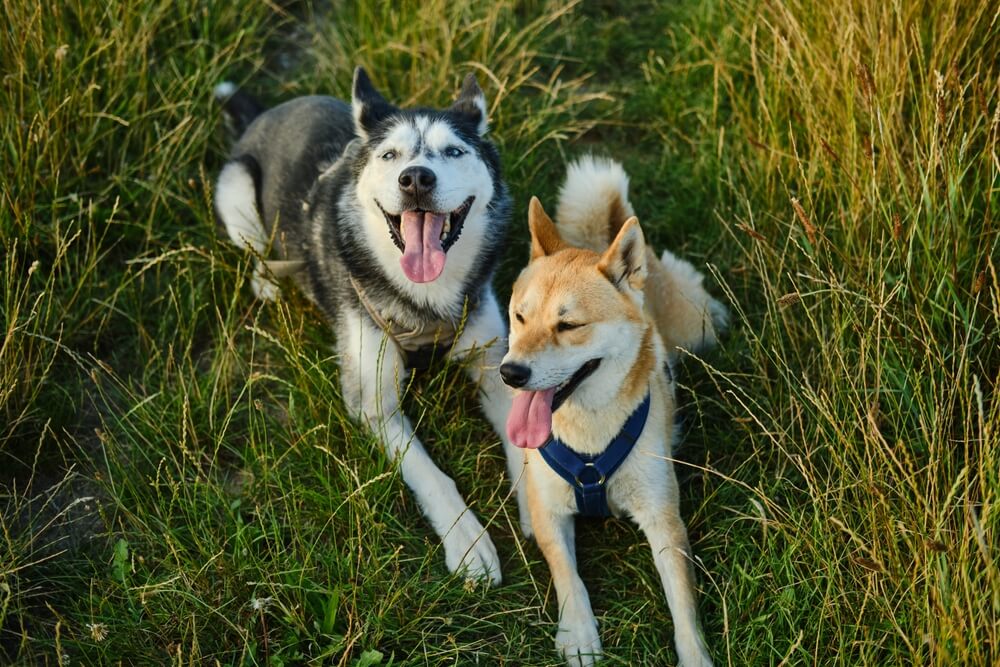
[[552, 358, 602, 411], [376, 196, 474, 283], [506, 358, 602, 449]]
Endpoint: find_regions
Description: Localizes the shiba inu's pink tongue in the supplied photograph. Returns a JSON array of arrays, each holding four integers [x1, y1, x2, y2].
[[399, 210, 447, 282], [506, 388, 555, 449]]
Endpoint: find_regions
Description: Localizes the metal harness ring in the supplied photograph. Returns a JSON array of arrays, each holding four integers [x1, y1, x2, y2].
[[575, 461, 606, 488]]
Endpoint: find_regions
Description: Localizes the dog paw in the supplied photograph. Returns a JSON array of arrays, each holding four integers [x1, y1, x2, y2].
[[519, 517, 534, 540], [443, 510, 502, 586], [556, 618, 602, 666], [675, 635, 713, 667], [251, 273, 280, 301], [518, 502, 534, 539]]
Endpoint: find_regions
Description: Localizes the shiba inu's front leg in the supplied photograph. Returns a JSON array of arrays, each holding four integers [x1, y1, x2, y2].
[[339, 311, 501, 584], [527, 477, 601, 666], [632, 490, 713, 667], [451, 291, 532, 537]]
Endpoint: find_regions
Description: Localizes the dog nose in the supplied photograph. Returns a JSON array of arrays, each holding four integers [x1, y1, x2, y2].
[[398, 166, 436, 198], [499, 362, 531, 388]]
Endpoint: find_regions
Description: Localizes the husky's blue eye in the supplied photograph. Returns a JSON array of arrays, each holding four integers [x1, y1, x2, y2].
[[443, 146, 465, 158], [381, 150, 397, 161]]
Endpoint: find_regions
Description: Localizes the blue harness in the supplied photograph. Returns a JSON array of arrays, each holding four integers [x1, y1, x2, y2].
[[538, 393, 651, 517]]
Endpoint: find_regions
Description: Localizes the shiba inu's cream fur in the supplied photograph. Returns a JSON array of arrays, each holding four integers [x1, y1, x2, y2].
[[501, 156, 724, 666]]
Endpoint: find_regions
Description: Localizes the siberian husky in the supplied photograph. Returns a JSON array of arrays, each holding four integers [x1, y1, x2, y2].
[[499, 156, 725, 665], [213, 68, 518, 584]]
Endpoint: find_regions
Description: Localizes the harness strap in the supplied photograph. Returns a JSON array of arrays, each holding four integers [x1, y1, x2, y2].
[[258, 259, 463, 369], [261, 259, 308, 278], [348, 274, 459, 347], [348, 275, 472, 369], [538, 392, 651, 517], [349, 274, 394, 335]]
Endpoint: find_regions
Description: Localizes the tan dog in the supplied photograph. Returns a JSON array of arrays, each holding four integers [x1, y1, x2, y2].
[[499, 157, 725, 666]]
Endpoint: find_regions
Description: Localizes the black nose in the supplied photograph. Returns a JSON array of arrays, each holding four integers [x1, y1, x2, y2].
[[499, 362, 531, 388], [398, 166, 437, 198]]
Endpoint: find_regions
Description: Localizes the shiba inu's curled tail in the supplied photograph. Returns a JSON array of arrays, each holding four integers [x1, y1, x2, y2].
[[653, 248, 729, 354], [214, 81, 265, 136], [555, 155, 636, 252], [555, 154, 728, 354]]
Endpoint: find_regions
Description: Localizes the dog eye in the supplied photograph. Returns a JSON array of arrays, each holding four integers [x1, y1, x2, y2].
[[381, 150, 397, 161], [556, 321, 582, 332], [515, 312, 524, 324], [443, 146, 465, 158]]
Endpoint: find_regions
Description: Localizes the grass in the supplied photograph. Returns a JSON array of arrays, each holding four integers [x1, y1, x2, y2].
[[2, 0, 997, 664]]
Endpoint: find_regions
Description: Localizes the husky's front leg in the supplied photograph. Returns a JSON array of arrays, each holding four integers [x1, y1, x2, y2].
[[339, 311, 501, 584], [451, 291, 532, 538]]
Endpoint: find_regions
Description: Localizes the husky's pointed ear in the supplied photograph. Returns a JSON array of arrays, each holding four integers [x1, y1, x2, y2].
[[451, 73, 489, 136], [598, 217, 647, 292], [528, 197, 564, 260], [352, 67, 395, 139]]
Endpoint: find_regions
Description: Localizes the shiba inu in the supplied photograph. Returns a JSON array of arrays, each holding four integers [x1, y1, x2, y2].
[[500, 156, 725, 665], [213, 68, 518, 584]]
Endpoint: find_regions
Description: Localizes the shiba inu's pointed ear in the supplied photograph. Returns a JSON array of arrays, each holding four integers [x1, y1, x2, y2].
[[352, 67, 396, 139], [598, 216, 647, 292], [451, 73, 489, 136], [528, 196, 564, 260]]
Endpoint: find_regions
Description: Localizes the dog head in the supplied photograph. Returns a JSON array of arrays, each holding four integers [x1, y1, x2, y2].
[[502, 197, 651, 449], [351, 67, 500, 284]]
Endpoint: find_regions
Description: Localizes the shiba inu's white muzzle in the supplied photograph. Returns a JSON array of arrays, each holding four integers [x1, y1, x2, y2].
[[501, 358, 602, 449]]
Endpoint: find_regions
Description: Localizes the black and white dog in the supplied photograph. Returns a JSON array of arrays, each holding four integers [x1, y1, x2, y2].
[[214, 68, 524, 583]]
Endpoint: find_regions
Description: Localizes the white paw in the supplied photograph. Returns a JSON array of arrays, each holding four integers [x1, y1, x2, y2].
[[708, 295, 729, 333], [516, 487, 533, 538], [519, 503, 534, 539], [675, 634, 713, 667], [442, 509, 502, 586], [251, 273, 280, 301], [556, 617, 602, 666]]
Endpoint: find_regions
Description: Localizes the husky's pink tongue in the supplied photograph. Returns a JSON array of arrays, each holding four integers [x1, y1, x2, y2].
[[506, 388, 556, 449], [399, 210, 447, 282]]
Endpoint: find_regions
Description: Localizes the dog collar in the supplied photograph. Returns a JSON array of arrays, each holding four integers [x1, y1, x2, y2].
[[349, 275, 471, 369], [261, 259, 308, 277], [259, 261, 465, 369], [538, 392, 651, 517]]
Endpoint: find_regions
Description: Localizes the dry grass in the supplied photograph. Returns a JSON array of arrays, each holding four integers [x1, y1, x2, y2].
[[1, 0, 997, 664]]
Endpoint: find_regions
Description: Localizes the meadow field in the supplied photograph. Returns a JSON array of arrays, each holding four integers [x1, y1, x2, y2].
[[2, 0, 998, 664]]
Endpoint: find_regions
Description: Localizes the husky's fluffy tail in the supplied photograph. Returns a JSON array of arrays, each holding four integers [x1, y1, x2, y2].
[[214, 81, 265, 136], [556, 155, 728, 354]]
